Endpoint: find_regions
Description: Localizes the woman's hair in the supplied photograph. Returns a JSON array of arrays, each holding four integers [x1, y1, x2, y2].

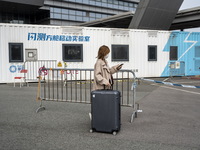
[[97, 45, 110, 60]]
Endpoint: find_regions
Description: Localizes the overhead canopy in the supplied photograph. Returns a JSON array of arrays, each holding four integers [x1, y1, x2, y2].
[[128, 0, 184, 30], [0, 0, 45, 14], [170, 6, 200, 30], [78, 6, 200, 31], [78, 12, 135, 28], [78, 0, 200, 31], [1, 0, 44, 6]]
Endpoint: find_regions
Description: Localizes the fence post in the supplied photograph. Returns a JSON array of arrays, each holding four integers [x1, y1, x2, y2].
[[36, 66, 46, 113]]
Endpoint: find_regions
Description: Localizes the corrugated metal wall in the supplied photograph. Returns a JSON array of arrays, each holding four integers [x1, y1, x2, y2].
[[0, 24, 61, 83], [128, 30, 170, 77], [161, 31, 200, 77], [1, 23, 199, 83], [0, 24, 171, 83], [0, 25, 2, 83]]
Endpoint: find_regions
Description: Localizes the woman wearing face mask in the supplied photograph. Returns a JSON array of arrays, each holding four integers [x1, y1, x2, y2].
[[93, 45, 123, 90]]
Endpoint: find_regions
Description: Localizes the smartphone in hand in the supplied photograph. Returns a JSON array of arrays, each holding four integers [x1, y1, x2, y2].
[[117, 64, 123, 70]]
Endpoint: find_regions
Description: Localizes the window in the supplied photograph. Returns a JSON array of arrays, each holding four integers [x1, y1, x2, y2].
[[148, 45, 157, 61], [129, 3, 134, 7], [69, 10, 76, 15], [54, 8, 61, 13], [89, 0, 95, 5], [102, 2, 107, 7], [108, 0, 113, 4], [170, 46, 178, 60], [62, 14, 68, 20], [114, 0, 118, 5], [111, 45, 129, 61], [89, 13, 95, 17], [102, 14, 108, 18], [76, 0, 82, 2], [83, 17, 89, 22], [195, 46, 200, 57], [124, 2, 128, 6], [62, 9, 68, 14], [82, 12, 86, 16], [96, 1, 101, 6], [9, 43, 23, 62], [96, 13, 102, 18], [69, 15, 75, 20], [76, 16, 83, 21], [62, 44, 83, 62], [54, 13, 61, 19], [119, 1, 123, 5], [50, 13, 54, 18], [76, 11, 83, 16], [82, 0, 89, 3]]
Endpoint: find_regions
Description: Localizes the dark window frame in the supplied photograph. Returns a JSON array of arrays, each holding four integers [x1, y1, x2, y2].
[[9, 43, 24, 63], [62, 44, 83, 62], [195, 46, 200, 57], [111, 44, 129, 61], [170, 46, 178, 60], [148, 45, 157, 61]]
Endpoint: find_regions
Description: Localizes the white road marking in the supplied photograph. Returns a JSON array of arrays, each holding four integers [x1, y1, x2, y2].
[[151, 84, 200, 95], [159, 85, 200, 95]]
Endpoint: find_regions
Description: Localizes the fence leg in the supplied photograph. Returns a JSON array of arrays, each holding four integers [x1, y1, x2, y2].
[[130, 81, 136, 123], [36, 75, 45, 113], [36, 99, 45, 113], [130, 81, 143, 123], [130, 103, 143, 123], [130, 111, 136, 123]]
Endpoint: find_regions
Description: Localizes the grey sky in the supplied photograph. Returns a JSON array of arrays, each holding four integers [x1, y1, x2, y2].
[[180, 0, 200, 10]]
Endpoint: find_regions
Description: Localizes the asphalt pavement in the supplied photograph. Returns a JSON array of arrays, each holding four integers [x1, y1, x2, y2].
[[0, 77, 200, 150]]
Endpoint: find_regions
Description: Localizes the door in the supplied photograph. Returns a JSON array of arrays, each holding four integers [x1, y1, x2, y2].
[[194, 46, 200, 74], [169, 46, 185, 76]]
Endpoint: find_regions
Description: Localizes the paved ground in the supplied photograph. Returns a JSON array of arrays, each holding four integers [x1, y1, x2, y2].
[[0, 77, 200, 150]]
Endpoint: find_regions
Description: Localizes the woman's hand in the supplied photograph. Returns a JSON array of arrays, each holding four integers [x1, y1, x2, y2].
[[117, 64, 123, 70], [106, 81, 111, 87], [104, 80, 111, 87]]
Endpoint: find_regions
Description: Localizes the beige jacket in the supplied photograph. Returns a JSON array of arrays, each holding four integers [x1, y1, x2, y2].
[[93, 59, 119, 91]]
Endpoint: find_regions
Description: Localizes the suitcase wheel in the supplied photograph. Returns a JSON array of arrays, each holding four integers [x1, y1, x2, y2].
[[90, 129, 93, 133], [112, 131, 117, 136]]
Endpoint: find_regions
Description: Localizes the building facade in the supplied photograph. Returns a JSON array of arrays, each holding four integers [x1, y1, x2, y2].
[[0, 0, 139, 26]]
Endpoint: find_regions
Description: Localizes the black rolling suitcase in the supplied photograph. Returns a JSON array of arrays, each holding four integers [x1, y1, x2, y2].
[[90, 90, 121, 135]]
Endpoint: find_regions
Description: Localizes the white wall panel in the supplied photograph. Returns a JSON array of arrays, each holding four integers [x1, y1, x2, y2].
[[0, 25, 3, 83], [0, 23, 174, 83]]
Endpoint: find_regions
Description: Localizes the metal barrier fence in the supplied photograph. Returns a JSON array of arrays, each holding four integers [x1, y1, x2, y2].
[[24, 60, 57, 82], [36, 68, 140, 122]]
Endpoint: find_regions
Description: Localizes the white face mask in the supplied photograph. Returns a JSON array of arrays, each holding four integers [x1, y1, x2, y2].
[[105, 54, 109, 59]]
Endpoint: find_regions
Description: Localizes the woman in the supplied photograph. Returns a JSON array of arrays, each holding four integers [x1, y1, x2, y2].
[[93, 45, 123, 90]]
